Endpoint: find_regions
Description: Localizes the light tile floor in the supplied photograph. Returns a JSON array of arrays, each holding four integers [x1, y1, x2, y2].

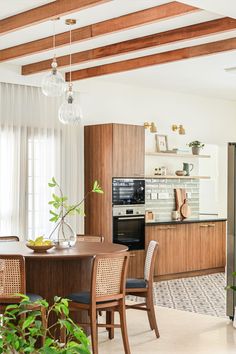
[[97, 305, 236, 354]]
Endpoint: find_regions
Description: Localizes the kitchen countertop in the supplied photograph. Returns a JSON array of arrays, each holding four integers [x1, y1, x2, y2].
[[145, 216, 227, 225]]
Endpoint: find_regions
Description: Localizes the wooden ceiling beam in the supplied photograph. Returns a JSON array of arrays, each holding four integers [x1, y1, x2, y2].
[[0, 2, 198, 62], [0, 0, 108, 35], [22, 17, 236, 75], [65, 37, 236, 81]]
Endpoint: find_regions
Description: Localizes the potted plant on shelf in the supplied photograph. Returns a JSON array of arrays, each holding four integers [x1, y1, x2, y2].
[[48, 177, 103, 248], [188, 141, 205, 155], [0, 295, 91, 353]]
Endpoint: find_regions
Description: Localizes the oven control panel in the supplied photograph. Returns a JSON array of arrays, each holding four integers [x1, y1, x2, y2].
[[113, 206, 145, 216]]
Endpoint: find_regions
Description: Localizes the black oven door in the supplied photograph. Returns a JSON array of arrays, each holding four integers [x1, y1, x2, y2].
[[113, 215, 145, 250]]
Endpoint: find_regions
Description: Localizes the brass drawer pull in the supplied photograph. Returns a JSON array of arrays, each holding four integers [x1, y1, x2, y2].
[[157, 227, 169, 230], [200, 224, 215, 227], [208, 224, 215, 227], [168, 226, 176, 230], [130, 254, 136, 257], [200, 224, 209, 227]]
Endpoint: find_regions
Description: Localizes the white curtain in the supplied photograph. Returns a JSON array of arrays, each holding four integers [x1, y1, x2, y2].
[[0, 82, 83, 239]]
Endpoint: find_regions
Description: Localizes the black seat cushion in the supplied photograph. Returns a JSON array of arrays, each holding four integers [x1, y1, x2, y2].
[[126, 278, 147, 289], [26, 293, 43, 302], [68, 291, 119, 305], [68, 291, 91, 304]]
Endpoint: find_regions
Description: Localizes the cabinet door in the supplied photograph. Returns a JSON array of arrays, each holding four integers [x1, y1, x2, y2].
[[186, 223, 201, 271], [127, 250, 145, 279], [199, 221, 226, 269], [146, 225, 187, 276], [112, 124, 144, 177]]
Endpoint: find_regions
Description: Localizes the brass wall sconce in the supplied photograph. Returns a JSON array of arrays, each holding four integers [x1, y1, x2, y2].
[[172, 124, 186, 135], [144, 122, 157, 133]]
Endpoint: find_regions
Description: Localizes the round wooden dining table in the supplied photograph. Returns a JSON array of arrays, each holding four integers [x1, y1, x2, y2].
[[0, 241, 127, 301]]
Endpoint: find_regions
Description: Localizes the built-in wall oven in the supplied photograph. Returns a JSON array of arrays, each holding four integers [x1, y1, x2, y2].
[[112, 178, 145, 250], [113, 206, 145, 250]]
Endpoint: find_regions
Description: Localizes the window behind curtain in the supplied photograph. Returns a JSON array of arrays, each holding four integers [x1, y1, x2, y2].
[[27, 129, 60, 239]]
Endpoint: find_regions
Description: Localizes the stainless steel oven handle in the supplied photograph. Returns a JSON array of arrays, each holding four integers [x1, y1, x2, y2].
[[117, 216, 145, 220]]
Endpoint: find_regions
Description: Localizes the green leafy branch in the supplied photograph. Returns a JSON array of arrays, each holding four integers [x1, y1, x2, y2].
[[0, 295, 91, 353], [48, 177, 103, 239]]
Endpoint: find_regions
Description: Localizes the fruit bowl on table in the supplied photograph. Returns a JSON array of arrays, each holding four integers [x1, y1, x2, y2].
[[26, 243, 54, 253], [26, 236, 54, 253]]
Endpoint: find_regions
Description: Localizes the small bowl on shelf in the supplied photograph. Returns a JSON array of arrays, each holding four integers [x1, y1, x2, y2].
[[26, 243, 55, 253], [175, 170, 187, 176]]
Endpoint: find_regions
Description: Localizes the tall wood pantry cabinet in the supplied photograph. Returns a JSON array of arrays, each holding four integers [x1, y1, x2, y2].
[[84, 123, 145, 243]]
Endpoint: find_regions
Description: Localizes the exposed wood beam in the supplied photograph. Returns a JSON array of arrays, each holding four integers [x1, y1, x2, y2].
[[22, 17, 236, 75], [65, 37, 236, 81], [0, 2, 198, 62], [0, 0, 108, 35]]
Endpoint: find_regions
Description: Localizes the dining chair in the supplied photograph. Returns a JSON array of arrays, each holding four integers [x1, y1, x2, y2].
[[125, 240, 160, 338], [0, 255, 47, 341], [77, 234, 104, 243], [0, 236, 19, 241], [63, 253, 130, 354]]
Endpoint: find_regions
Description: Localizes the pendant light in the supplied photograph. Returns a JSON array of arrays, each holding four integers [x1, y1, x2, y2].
[[41, 19, 65, 97], [58, 19, 82, 125]]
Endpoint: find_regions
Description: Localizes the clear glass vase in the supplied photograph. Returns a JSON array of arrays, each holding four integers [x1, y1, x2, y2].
[[54, 220, 76, 248]]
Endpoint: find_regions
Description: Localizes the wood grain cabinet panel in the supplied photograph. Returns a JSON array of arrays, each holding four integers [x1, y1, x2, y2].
[[84, 123, 145, 243], [145, 221, 226, 278], [127, 250, 145, 278], [112, 124, 144, 177]]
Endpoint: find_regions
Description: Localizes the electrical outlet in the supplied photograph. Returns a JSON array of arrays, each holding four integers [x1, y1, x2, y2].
[[186, 192, 192, 199], [151, 192, 158, 200], [158, 192, 169, 199]]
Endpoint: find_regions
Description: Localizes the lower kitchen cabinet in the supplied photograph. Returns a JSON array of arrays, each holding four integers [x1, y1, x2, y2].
[[127, 250, 145, 279], [145, 221, 226, 278]]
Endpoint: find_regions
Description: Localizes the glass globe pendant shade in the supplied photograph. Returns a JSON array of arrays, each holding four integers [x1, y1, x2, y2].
[[41, 59, 65, 97], [58, 85, 82, 124]]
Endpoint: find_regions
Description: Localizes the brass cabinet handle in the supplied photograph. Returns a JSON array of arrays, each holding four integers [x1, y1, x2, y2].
[[208, 224, 215, 227], [168, 226, 176, 230], [130, 254, 136, 257], [157, 227, 169, 230], [200, 224, 209, 227]]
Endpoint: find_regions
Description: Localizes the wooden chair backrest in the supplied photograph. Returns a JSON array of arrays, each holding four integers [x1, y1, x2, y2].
[[77, 235, 104, 243], [144, 240, 159, 282], [0, 236, 19, 242], [0, 255, 25, 302], [91, 253, 129, 303]]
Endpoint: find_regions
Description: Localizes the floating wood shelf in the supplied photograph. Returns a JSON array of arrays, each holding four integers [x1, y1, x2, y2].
[[145, 152, 210, 158], [145, 175, 210, 180]]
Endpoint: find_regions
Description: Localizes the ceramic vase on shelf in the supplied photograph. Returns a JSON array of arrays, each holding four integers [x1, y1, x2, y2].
[[192, 146, 201, 155], [54, 219, 76, 249]]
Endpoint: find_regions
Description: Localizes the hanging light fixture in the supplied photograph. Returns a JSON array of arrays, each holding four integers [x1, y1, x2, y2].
[[41, 18, 65, 97], [58, 19, 82, 125]]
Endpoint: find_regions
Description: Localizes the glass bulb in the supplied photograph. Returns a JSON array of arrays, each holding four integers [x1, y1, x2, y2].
[[41, 62, 65, 97], [58, 90, 82, 125]]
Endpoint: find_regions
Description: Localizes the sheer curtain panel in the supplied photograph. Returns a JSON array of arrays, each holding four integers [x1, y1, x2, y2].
[[0, 83, 83, 239]]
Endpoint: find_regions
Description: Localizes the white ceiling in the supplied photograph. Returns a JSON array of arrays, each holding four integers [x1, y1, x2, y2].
[[0, 0, 55, 20], [1, 0, 236, 101]]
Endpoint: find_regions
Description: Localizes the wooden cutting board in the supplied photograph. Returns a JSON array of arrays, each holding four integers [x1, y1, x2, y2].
[[174, 188, 182, 212], [180, 189, 191, 219]]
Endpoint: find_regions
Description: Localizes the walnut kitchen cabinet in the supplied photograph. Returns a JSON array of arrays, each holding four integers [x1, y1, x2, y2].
[[84, 123, 145, 242], [127, 250, 145, 278], [145, 220, 226, 279], [145, 224, 188, 276]]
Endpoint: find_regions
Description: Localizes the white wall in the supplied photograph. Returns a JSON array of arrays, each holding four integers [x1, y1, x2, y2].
[[1, 69, 236, 217], [75, 78, 236, 217]]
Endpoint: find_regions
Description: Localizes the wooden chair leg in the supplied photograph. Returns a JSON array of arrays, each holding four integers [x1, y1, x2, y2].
[[40, 306, 47, 345], [106, 310, 114, 340], [60, 312, 66, 344], [118, 300, 131, 354], [146, 297, 154, 331], [147, 293, 160, 339], [90, 307, 98, 354]]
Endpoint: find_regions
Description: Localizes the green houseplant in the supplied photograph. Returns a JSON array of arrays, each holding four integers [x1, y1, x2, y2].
[[48, 177, 103, 248], [188, 140, 205, 155], [0, 295, 91, 354]]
